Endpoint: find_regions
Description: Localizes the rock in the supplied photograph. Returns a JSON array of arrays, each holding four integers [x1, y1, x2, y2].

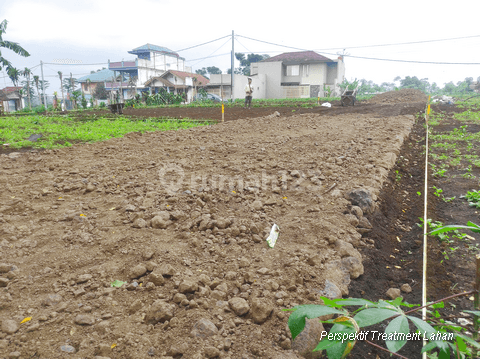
[[144, 300, 174, 324], [345, 188, 376, 214], [0, 263, 12, 273], [251, 298, 273, 324], [204, 346, 220, 358], [345, 214, 359, 227], [386, 288, 401, 300], [168, 343, 189, 356], [290, 170, 301, 178], [323, 260, 350, 296], [133, 218, 147, 228], [228, 297, 250, 316], [351, 206, 363, 219], [319, 279, 342, 300], [211, 290, 227, 301], [125, 204, 136, 212], [179, 279, 198, 293], [307, 255, 322, 267], [341, 256, 364, 279], [1, 319, 19, 334], [292, 318, 325, 359], [60, 345, 76, 353], [149, 272, 165, 286], [130, 264, 147, 279], [96, 343, 111, 356], [8, 352, 21, 359], [335, 240, 362, 261], [257, 267, 270, 275], [358, 217, 373, 229], [151, 216, 171, 229], [74, 314, 95, 326], [159, 263, 175, 276], [41, 293, 63, 306], [252, 200, 263, 211], [0, 278, 9, 287], [173, 293, 187, 303], [401, 283, 412, 293], [280, 338, 292, 350], [191, 318, 219, 339], [76, 274, 93, 284]]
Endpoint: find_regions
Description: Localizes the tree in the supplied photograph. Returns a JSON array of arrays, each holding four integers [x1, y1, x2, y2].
[[0, 19, 30, 73], [227, 67, 243, 75], [22, 67, 32, 110], [63, 77, 78, 94], [7, 66, 22, 109], [33, 75, 40, 104], [94, 82, 108, 100], [235, 53, 270, 75], [195, 68, 208, 78], [206, 66, 222, 74]]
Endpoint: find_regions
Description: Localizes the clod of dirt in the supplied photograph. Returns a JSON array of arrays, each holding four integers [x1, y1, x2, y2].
[[190, 318, 219, 339], [41, 294, 63, 307], [228, 297, 250, 316], [386, 287, 402, 299], [129, 264, 147, 279], [401, 283, 413, 293], [74, 314, 95, 326], [0, 278, 8, 287], [292, 317, 324, 359], [1, 319, 19, 334], [144, 300, 175, 324], [251, 298, 274, 324], [319, 279, 342, 299], [0, 263, 12, 273]]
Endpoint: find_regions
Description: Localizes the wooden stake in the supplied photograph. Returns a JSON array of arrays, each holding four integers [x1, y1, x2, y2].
[[222, 103, 224, 123]]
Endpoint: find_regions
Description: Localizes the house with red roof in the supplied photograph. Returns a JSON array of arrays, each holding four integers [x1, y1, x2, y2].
[[107, 44, 193, 99], [0, 87, 24, 113], [250, 51, 345, 98]]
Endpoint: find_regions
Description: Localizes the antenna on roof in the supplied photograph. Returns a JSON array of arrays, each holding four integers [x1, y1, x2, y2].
[[336, 49, 349, 62]]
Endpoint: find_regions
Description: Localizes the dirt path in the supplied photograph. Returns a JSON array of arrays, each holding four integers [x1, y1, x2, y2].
[[0, 99, 426, 358]]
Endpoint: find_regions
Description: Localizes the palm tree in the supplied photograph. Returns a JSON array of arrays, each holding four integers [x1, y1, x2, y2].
[[22, 67, 32, 110], [58, 71, 65, 111], [33, 75, 40, 105], [7, 67, 22, 109], [0, 19, 30, 73]]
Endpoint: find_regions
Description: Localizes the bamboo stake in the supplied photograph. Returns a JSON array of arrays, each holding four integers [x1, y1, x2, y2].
[[474, 254, 480, 357]]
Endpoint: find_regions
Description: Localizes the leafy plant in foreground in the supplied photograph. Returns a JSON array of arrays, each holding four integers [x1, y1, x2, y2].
[[464, 190, 480, 209], [285, 294, 480, 358]]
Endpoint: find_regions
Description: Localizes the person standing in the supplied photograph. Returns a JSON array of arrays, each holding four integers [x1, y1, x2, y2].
[[244, 77, 253, 109]]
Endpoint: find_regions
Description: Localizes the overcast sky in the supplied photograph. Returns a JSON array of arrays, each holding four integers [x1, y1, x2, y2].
[[1, 0, 479, 94]]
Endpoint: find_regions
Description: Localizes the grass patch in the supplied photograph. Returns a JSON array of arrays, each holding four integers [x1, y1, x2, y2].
[[0, 115, 210, 149]]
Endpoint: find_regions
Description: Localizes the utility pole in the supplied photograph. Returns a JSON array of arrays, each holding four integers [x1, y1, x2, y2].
[[231, 30, 234, 102], [40, 61, 47, 108]]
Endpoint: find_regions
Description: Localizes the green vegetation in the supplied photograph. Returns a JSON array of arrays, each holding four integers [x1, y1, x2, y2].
[[465, 190, 480, 209], [0, 115, 209, 149]]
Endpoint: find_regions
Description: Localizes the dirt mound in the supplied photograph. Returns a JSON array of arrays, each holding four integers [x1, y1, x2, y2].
[[366, 88, 428, 105], [0, 109, 417, 358]]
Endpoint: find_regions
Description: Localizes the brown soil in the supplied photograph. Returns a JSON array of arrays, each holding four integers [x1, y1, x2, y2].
[[0, 96, 438, 359]]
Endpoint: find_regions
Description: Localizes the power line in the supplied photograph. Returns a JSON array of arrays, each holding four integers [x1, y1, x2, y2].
[[43, 62, 108, 66], [236, 34, 480, 65], [191, 38, 232, 68], [186, 52, 231, 63], [313, 34, 480, 51], [174, 35, 231, 53], [236, 34, 306, 51]]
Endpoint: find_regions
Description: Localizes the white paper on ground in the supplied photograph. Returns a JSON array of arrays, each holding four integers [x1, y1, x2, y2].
[[266, 223, 280, 248]]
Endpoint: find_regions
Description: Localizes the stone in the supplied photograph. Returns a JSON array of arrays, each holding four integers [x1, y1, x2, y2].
[[41, 294, 63, 307], [8, 352, 21, 359], [173, 293, 187, 303], [211, 290, 227, 301], [358, 217, 372, 229], [86, 183, 95, 192], [257, 267, 270, 275], [74, 314, 95, 326], [125, 204, 136, 212], [319, 279, 342, 300], [191, 318, 219, 339], [144, 300, 174, 324], [168, 343, 189, 356], [133, 218, 147, 228], [345, 188, 376, 214], [149, 272, 165, 286], [341, 256, 364, 279], [1, 319, 19, 334], [0, 263, 12, 273], [345, 213, 359, 227], [251, 298, 273, 324], [204, 346, 220, 358], [335, 240, 362, 261], [401, 283, 412, 293], [0, 278, 9, 287], [76, 274, 92, 284], [159, 263, 175, 276], [228, 297, 250, 316], [386, 288, 401, 300], [96, 343, 111, 356], [280, 338, 292, 350], [351, 206, 363, 219], [252, 200, 263, 211], [324, 260, 351, 296], [130, 264, 147, 279], [60, 345, 76, 353], [292, 318, 324, 359], [179, 279, 198, 293]]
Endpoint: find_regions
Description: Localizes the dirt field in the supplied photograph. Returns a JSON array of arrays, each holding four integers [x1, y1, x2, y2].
[[0, 93, 430, 358]]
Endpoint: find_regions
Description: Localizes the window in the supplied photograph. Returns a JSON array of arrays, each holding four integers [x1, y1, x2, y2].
[[302, 64, 309, 77], [285, 65, 299, 76]]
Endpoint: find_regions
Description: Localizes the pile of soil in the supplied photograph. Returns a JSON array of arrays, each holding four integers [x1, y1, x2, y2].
[[366, 89, 428, 105], [0, 108, 418, 358]]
